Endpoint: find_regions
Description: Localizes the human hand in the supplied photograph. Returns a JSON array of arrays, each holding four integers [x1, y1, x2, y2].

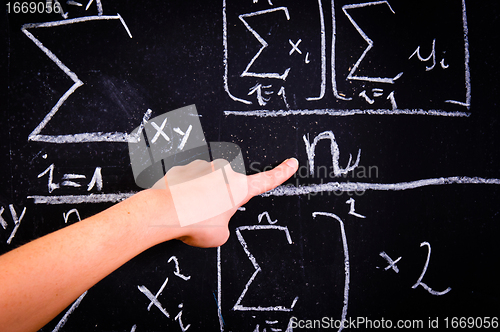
[[143, 158, 299, 248]]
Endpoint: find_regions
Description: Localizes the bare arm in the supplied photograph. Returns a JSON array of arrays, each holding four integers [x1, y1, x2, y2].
[[0, 158, 298, 332]]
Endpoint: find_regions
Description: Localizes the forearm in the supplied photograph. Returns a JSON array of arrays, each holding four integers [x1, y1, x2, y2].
[[0, 158, 298, 332], [0, 189, 179, 332]]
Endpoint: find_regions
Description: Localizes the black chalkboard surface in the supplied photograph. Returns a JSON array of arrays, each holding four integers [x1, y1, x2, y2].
[[2, 0, 500, 331]]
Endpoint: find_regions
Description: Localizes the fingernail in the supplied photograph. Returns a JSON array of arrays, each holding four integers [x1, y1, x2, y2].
[[285, 157, 299, 168]]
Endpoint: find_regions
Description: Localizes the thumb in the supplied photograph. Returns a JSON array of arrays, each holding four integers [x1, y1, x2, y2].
[[247, 158, 299, 197]]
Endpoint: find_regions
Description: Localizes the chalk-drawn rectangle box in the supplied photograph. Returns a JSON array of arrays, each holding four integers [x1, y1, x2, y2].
[[223, 0, 327, 109], [332, 0, 470, 111], [217, 196, 348, 332], [224, 0, 471, 116]]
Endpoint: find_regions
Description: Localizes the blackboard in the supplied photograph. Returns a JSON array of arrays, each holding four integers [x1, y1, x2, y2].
[[2, 0, 500, 331]]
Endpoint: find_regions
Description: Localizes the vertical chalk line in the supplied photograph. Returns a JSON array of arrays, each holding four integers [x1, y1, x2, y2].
[[222, 0, 252, 104], [306, 0, 326, 101], [217, 246, 224, 331], [312, 212, 349, 332], [331, 0, 352, 100], [445, 0, 471, 109]]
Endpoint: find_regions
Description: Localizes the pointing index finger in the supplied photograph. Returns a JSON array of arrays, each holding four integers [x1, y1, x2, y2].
[[247, 158, 299, 197]]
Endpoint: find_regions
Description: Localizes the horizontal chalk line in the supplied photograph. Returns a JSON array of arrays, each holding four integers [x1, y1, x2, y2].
[[30, 132, 133, 143], [261, 177, 500, 197], [28, 176, 499, 204], [28, 193, 135, 204], [21, 15, 124, 29], [224, 109, 471, 118]]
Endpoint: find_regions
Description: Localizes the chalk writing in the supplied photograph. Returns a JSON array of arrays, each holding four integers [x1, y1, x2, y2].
[[276, 86, 289, 109], [225, 108, 471, 117], [223, 0, 327, 105], [357, 88, 396, 108], [85, 0, 103, 16], [288, 39, 302, 55], [239, 7, 291, 80], [312, 212, 349, 332], [51, 0, 105, 22], [387, 91, 397, 110], [150, 118, 170, 143], [345, 198, 366, 219], [174, 125, 193, 151], [249, 84, 273, 106], [303, 130, 361, 177], [37, 164, 59, 193], [225, 0, 471, 112], [174, 303, 191, 331], [22, 13, 135, 143], [379, 251, 401, 273], [138, 281, 171, 318], [261, 176, 500, 197], [258, 211, 277, 224], [217, 246, 224, 331], [233, 224, 298, 311], [219, 211, 298, 332], [0, 207, 6, 230], [446, 0, 471, 108], [61, 174, 86, 188], [37, 164, 104, 193], [412, 241, 452, 296], [342, 1, 403, 84], [87, 167, 103, 191], [7, 206, 23, 245], [1, 205, 27, 245], [63, 208, 81, 224], [307, 0, 327, 102], [359, 90, 375, 105], [51, 291, 88, 332], [168, 256, 192, 281], [378, 242, 451, 295], [409, 39, 439, 71], [6, 2, 497, 330], [66, 1, 83, 8], [252, 317, 295, 332], [28, 193, 134, 205], [138, 256, 193, 327]]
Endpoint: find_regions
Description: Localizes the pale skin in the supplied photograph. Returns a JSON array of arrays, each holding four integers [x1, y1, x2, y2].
[[0, 158, 299, 332]]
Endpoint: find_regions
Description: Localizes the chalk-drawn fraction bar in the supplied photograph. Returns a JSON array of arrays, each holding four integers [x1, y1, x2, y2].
[[225, 0, 471, 115]]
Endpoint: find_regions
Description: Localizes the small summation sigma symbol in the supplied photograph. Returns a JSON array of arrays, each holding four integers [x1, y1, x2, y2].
[[6, 2, 63, 14]]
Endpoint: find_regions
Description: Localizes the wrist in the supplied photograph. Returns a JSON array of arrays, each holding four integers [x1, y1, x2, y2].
[[129, 188, 184, 246]]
